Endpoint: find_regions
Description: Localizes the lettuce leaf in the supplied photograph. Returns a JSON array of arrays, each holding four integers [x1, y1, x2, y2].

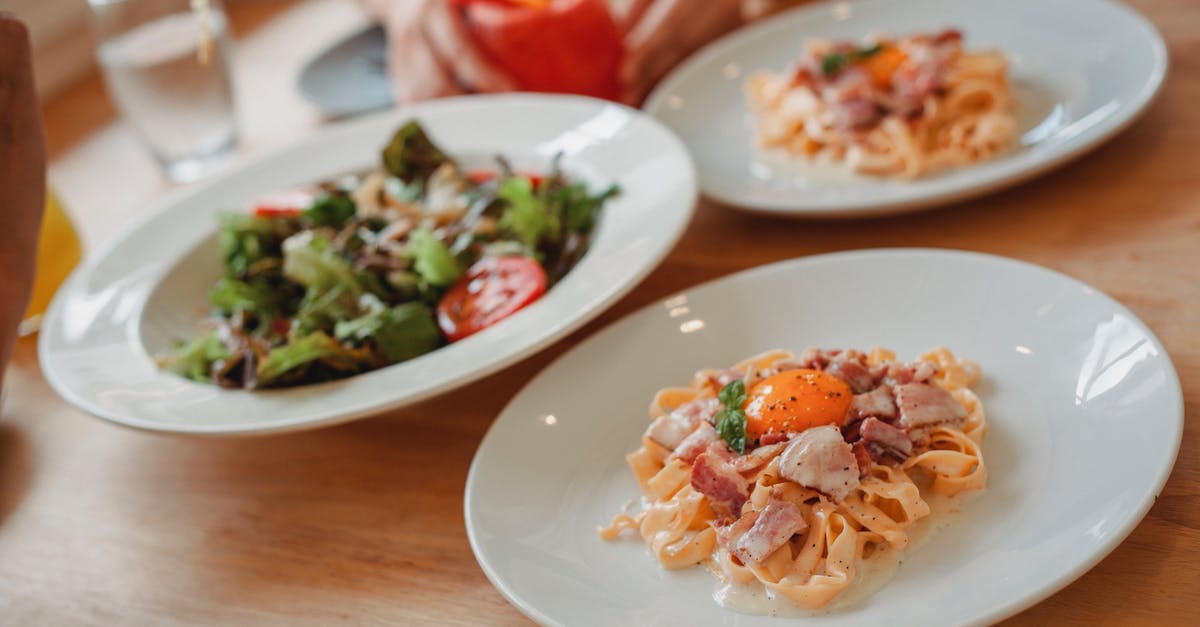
[[209, 276, 280, 318], [281, 231, 362, 295], [405, 228, 461, 287], [255, 331, 374, 386], [381, 121, 450, 183], [165, 331, 232, 383], [497, 176, 552, 248], [334, 302, 439, 363]]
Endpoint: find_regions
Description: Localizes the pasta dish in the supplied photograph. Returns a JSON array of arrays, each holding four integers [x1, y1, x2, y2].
[[745, 30, 1015, 179], [600, 347, 987, 612]]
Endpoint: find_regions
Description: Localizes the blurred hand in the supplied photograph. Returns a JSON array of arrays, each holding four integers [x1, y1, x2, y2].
[[359, 0, 516, 104], [0, 14, 46, 382], [619, 0, 744, 105]]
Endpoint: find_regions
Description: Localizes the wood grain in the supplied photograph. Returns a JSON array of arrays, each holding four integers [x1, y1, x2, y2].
[[4, 0, 1198, 624]]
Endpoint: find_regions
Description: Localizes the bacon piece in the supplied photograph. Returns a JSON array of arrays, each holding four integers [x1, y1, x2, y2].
[[759, 431, 792, 446], [895, 383, 967, 431], [833, 97, 882, 131], [732, 498, 807, 564], [731, 441, 789, 473], [645, 397, 719, 449], [841, 418, 863, 442], [851, 441, 872, 477], [826, 356, 876, 393], [713, 509, 758, 553], [848, 385, 898, 420], [778, 425, 860, 502], [860, 417, 913, 460], [797, 347, 838, 370], [691, 446, 749, 518], [673, 422, 719, 464], [883, 360, 938, 385]]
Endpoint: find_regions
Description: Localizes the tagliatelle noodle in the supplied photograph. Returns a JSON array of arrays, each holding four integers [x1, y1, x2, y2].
[[600, 347, 988, 610], [746, 33, 1016, 179]]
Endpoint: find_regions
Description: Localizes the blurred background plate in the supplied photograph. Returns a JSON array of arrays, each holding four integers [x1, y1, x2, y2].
[[297, 24, 394, 118], [644, 0, 1167, 217]]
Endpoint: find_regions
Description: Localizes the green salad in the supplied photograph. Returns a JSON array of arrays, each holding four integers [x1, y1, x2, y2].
[[162, 121, 617, 389]]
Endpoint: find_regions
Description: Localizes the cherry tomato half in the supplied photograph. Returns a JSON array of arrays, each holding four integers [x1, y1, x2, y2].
[[251, 188, 319, 218], [437, 256, 547, 342], [467, 170, 545, 188]]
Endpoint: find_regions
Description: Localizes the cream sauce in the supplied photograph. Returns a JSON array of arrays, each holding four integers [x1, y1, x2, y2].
[[711, 491, 976, 616]]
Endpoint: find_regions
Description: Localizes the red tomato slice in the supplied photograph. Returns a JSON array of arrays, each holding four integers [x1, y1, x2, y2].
[[251, 188, 319, 218], [467, 170, 546, 188], [437, 256, 548, 342]]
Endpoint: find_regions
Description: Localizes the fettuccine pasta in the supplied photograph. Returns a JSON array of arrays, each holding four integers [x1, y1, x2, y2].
[[601, 347, 986, 613], [746, 29, 1015, 179]]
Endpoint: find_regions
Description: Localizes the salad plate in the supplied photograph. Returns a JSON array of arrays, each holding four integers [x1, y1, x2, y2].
[[39, 94, 696, 435], [465, 249, 1182, 625], [643, 0, 1167, 217]]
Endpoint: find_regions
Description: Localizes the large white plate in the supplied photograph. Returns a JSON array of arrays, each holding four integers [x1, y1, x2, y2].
[[39, 94, 697, 435], [644, 0, 1167, 217], [466, 249, 1182, 626]]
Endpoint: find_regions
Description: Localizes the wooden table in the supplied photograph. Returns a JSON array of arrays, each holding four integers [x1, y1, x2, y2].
[[3, 0, 1197, 623]]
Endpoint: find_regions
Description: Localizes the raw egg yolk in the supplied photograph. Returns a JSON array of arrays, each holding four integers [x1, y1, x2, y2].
[[744, 369, 852, 442]]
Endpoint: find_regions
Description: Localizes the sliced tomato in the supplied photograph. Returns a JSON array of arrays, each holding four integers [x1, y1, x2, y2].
[[467, 170, 545, 188], [251, 188, 319, 218], [437, 256, 547, 342]]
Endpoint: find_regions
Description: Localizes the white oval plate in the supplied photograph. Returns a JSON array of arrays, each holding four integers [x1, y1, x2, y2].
[[644, 0, 1167, 218], [466, 249, 1182, 626], [39, 94, 697, 435]]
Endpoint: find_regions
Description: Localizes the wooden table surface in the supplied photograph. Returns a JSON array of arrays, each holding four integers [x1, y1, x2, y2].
[[3, 0, 1197, 624]]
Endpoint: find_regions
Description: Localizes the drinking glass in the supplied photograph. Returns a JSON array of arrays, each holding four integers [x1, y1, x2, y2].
[[87, 0, 238, 182]]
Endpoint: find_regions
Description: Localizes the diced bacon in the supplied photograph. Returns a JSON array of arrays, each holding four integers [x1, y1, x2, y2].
[[644, 397, 719, 449], [732, 498, 807, 564], [841, 418, 863, 442], [691, 448, 749, 518], [884, 360, 938, 385], [895, 383, 967, 431], [851, 441, 872, 477], [860, 417, 913, 459], [833, 97, 882, 131], [848, 385, 898, 420], [935, 28, 963, 45], [826, 356, 876, 393], [673, 422, 720, 464], [759, 431, 792, 446], [778, 425, 860, 502], [797, 347, 838, 370], [731, 441, 789, 473], [713, 509, 758, 551]]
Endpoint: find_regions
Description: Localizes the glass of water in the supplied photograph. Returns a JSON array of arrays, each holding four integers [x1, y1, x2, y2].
[[87, 0, 238, 183]]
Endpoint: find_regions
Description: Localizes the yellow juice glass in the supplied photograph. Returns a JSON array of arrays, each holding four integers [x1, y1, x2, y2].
[[20, 190, 83, 336]]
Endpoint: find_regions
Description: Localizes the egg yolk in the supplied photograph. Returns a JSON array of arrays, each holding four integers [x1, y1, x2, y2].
[[744, 369, 852, 442]]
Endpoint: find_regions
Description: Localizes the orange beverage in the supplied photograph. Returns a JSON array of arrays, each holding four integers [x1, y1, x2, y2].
[[454, 0, 624, 100], [20, 190, 83, 336]]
